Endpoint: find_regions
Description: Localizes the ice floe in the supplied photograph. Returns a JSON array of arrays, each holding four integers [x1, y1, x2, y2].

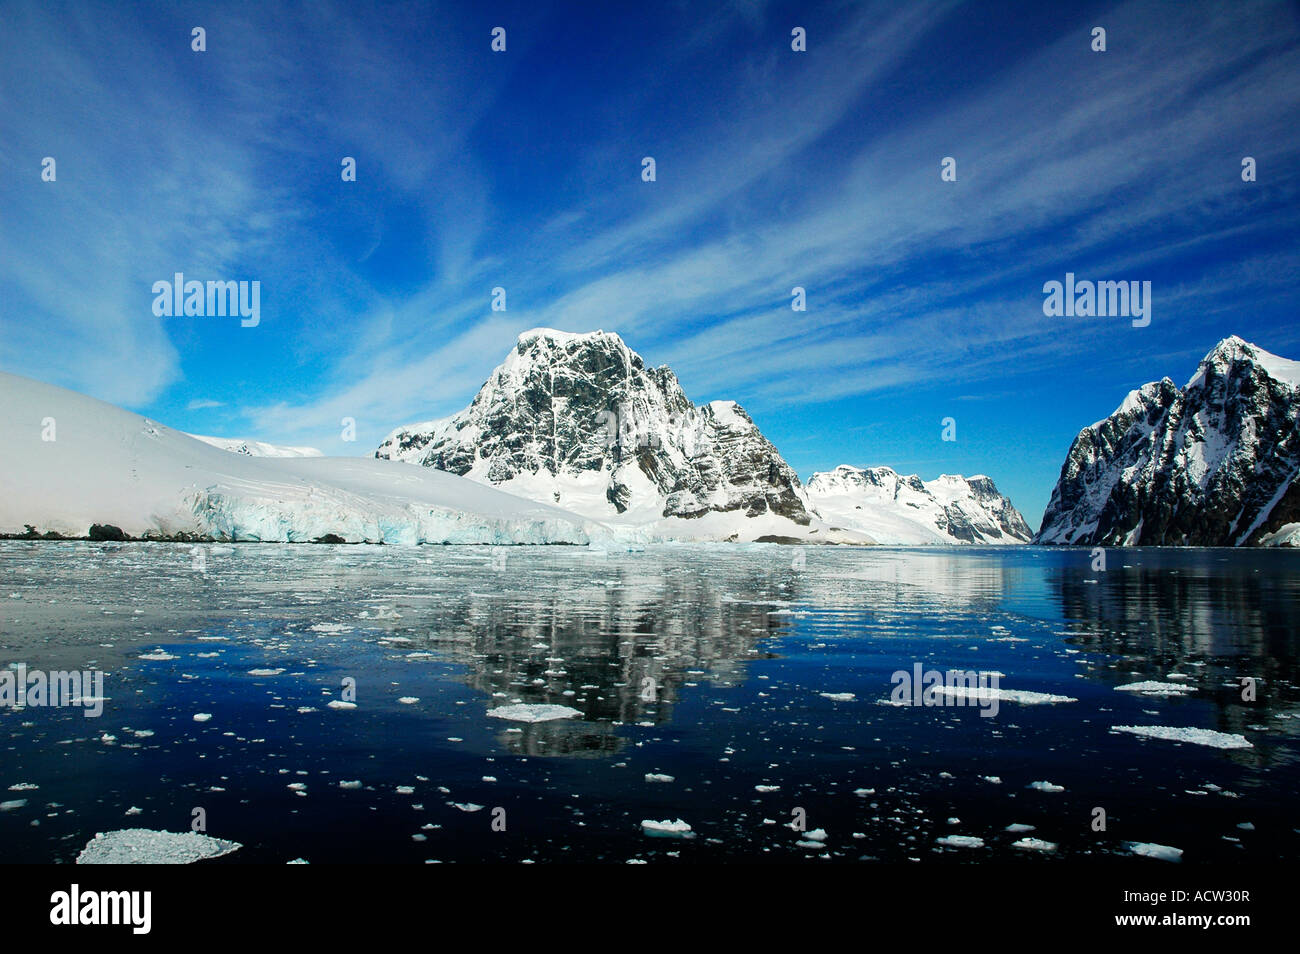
[[76, 829, 242, 864], [1126, 841, 1183, 862], [1110, 725, 1252, 749], [1114, 681, 1195, 696], [936, 835, 984, 848], [1011, 837, 1057, 852], [486, 703, 582, 723], [1028, 781, 1065, 793]]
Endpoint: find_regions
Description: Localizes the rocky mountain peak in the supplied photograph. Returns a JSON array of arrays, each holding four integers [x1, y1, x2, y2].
[[376, 330, 811, 530], [1037, 336, 1300, 546]]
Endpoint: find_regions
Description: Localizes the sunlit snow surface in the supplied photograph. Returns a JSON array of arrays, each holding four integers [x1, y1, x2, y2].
[[1, 542, 1298, 863]]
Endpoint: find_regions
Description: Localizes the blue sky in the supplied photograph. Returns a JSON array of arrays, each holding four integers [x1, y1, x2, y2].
[[2, 0, 1298, 528]]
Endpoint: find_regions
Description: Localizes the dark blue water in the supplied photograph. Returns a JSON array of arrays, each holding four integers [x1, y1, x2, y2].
[[1, 542, 1296, 863]]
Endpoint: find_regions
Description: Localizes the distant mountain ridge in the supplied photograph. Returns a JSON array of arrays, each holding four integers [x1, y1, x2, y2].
[[806, 465, 1033, 545], [377, 329, 1030, 544], [1037, 336, 1300, 547], [190, 434, 323, 458]]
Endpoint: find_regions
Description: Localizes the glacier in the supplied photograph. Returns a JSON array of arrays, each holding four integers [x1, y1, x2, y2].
[[0, 370, 600, 545]]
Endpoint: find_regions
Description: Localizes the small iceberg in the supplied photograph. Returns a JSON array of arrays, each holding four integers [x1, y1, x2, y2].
[[641, 818, 693, 838]]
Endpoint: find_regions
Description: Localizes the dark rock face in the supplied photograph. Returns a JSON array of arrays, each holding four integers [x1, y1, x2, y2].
[[1037, 337, 1300, 546], [88, 524, 129, 541], [376, 329, 811, 524]]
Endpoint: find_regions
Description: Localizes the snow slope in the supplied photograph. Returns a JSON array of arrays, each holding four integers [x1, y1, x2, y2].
[[806, 466, 1033, 545], [0, 371, 598, 544]]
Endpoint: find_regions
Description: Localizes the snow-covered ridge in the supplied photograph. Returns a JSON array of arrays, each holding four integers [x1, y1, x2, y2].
[[189, 434, 323, 458], [1037, 336, 1300, 546], [376, 328, 868, 543], [806, 465, 1033, 545], [0, 370, 598, 544]]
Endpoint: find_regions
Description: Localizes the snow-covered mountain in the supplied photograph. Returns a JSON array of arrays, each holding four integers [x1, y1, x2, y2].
[[190, 434, 323, 458], [805, 465, 1033, 545], [0, 371, 596, 544], [376, 329, 866, 543], [1037, 336, 1300, 546]]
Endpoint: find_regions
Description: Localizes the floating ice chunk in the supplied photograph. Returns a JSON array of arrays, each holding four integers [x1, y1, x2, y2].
[[936, 835, 985, 848], [755, 785, 781, 792], [644, 773, 675, 783], [339, 780, 362, 789], [1110, 725, 1252, 749], [396, 785, 415, 794], [327, 700, 357, 710], [76, 829, 242, 864], [1005, 823, 1036, 833], [641, 819, 693, 838], [309, 623, 354, 634], [139, 651, 178, 661], [937, 686, 1077, 705], [1126, 841, 1183, 862], [819, 692, 856, 702], [0, 799, 27, 811], [486, 703, 582, 723], [451, 803, 485, 812], [1012, 837, 1057, 853], [247, 668, 285, 677], [1028, 781, 1065, 793], [7, 783, 38, 791], [192, 713, 212, 722], [1114, 681, 1195, 695], [398, 697, 419, 704]]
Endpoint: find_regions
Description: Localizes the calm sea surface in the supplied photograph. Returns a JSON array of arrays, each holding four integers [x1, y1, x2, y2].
[[1, 541, 1296, 863]]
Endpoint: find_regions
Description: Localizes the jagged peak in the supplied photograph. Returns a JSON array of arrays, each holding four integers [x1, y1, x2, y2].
[[500, 328, 649, 378], [1193, 335, 1300, 389], [514, 327, 627, 351]]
